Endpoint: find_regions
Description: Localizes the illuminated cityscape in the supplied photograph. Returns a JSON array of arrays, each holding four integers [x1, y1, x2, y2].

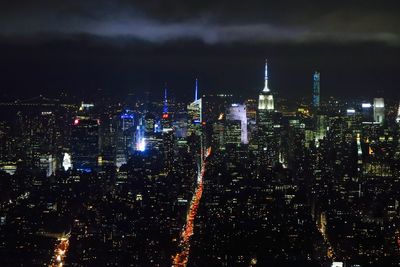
[[1, 2, 400, 267]]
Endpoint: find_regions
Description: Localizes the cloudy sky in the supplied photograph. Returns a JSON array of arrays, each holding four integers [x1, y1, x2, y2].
[[0, 0, 399, 100]]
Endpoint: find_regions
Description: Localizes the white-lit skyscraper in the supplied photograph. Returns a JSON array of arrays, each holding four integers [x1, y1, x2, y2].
[[226, 104, 248, 144], [258, 59, 274, 111], [373, 98, 385, 124], [257, 59, 278, 168]]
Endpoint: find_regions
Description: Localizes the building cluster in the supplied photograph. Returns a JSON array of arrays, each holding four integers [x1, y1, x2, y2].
[[0, 59, 400, 266]]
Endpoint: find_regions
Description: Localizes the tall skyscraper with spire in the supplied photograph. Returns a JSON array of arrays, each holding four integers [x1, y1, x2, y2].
[[163, 85, 168, 114], [162, 84, 173, 131], [187, 78, 202, 156], [257, 59, 278, 169], [187, 79, 202, 135], [312, 71, 320, 109], [258, 59, 274, 111]]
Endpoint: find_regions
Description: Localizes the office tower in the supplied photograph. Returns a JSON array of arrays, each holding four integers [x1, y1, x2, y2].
[[71, 118, 100, 171], [312, 71, 320, 109], [315, 115, 327, 144], [257, 59, 278, 168], [245, 99, 258, 149], [224, 120, 242, 147], [212, 121, 225, 150], [162, 130, 175, 173], [187, 79, 202, 137], [160, 85, 176, 172], [116, 110, 135, 167], [361, 102, 373, 122], [287, 119, 306, 169], [135, 117, 146, 152], [144, 113, 156, 134], [226, 104, 248, 144], [39, 154, 57, 177], [373, 98, 385, 124]]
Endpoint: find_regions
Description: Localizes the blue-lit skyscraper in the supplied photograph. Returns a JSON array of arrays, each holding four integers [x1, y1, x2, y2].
[[163, 85, 168, 114], [116, 110, 135, 167], [312, 71, 320, 109]]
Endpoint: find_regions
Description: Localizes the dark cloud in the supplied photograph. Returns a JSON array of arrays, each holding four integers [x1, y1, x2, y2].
[[1, 1, 400, 45], [0, 1, 399, 101]]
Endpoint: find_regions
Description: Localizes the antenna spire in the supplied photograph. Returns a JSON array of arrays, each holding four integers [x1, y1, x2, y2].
[[195, 78, 199, 101], [163, 83, 168, 114], [262, 59, 270, 92]]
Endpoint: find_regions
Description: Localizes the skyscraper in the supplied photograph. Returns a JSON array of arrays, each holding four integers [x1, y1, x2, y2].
[[257, 59, 278, 168], [116, 110, 135, 167], [71, 118, 100, 171], [373, 98, 385, 124], [312, 71, 321, 109], [224, 120, 242, 147], [187, 79, 202, 137], [162, 130, 175, 173], [226, 104, 248, 144], [258, 59, 274, 111], [162, 85, 173, 131]]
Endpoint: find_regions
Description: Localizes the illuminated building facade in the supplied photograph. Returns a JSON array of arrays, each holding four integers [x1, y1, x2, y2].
[[373, 98, 385, 124], [187, 98, 202, 136], [312, 71, 320, 109], [116, 110, 135, 167], [226, 104, 248, 144], [361, 102, 373, 122], [224, 120, 241, 147], [257, 59, 278, 168]]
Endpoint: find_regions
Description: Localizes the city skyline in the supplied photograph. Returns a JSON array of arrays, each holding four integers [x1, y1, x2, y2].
[[1, 2, 400, 267]]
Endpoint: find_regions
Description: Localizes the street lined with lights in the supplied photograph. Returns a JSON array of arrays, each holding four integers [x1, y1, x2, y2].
[[49, 235, 70, 267], [172, 147, 211, 267]]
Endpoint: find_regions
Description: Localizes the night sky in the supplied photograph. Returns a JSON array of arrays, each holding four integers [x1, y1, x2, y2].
[[0, 0, 399, 101]]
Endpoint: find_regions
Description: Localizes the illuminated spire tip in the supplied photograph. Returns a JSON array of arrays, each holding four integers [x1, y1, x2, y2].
[[262, 58, 270, 93]]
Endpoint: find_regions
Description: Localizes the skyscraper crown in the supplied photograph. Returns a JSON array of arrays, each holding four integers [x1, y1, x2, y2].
[[262, 59, 270, 93]]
